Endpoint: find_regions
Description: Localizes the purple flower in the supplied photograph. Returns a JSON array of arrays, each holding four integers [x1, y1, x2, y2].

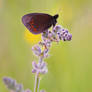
[[42, 48, 49, 58], [42, 30, 49, 39], [3, 77, 16, 90], [42, 25, 72, 43], [32, 45, 41, 56], [53, 25, 62, 33], [16, 84, 24, 92], [32, 61, 48, 74], [53, 25, 72, 41], [40, 90, 46, 92], [25, 89, 32, 92], [3, 77, 24, 92], [60, 29, 72, 41]]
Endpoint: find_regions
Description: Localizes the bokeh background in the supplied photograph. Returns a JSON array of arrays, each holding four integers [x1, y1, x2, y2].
[[0, 0, 92, 92]]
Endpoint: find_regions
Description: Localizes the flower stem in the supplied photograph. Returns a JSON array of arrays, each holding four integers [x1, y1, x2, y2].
[[34, 57, 42, 92], [37, 76, 40, 92], [34, 74, 40, 92]]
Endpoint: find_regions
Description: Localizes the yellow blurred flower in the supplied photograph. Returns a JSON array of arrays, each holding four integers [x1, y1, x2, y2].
[[24, 29, 41, 44]]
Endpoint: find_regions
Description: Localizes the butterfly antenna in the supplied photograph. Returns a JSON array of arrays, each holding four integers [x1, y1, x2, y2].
[[56, 7, 62, 15]]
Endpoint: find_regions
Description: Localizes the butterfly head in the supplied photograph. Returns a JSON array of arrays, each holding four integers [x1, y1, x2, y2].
[[52, 14, 59, 27], [53, 14, 59, 19]]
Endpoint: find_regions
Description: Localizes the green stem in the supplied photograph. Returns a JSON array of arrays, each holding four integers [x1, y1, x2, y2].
[[34, 74, 40, 92], [34, 57, 43, 92]]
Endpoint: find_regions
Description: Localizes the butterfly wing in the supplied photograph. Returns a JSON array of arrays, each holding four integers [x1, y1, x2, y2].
[[22, 13, 53, 34]]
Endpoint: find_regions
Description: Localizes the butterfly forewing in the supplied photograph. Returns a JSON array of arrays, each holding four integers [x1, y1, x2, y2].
[[22, 13, 53, 34]]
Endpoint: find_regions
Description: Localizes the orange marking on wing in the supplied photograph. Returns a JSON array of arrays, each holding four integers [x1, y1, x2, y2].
[[31, 25, 34, 28], [30, 19, 38, 32], [30, 25, 37, 32], [33, 28, 37, 32]]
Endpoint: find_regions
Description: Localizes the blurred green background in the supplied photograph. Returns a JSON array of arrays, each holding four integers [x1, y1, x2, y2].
[[0, 0, 92, 92]]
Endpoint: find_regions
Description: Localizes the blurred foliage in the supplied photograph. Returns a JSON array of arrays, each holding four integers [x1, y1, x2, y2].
[[0, 0, 92, 92]]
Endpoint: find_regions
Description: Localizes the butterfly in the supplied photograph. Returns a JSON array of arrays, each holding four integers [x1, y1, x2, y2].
[[22, 13, 59, 34]]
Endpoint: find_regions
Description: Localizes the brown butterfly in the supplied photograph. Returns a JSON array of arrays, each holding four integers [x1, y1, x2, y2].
[[22, 13, 59, 34]]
